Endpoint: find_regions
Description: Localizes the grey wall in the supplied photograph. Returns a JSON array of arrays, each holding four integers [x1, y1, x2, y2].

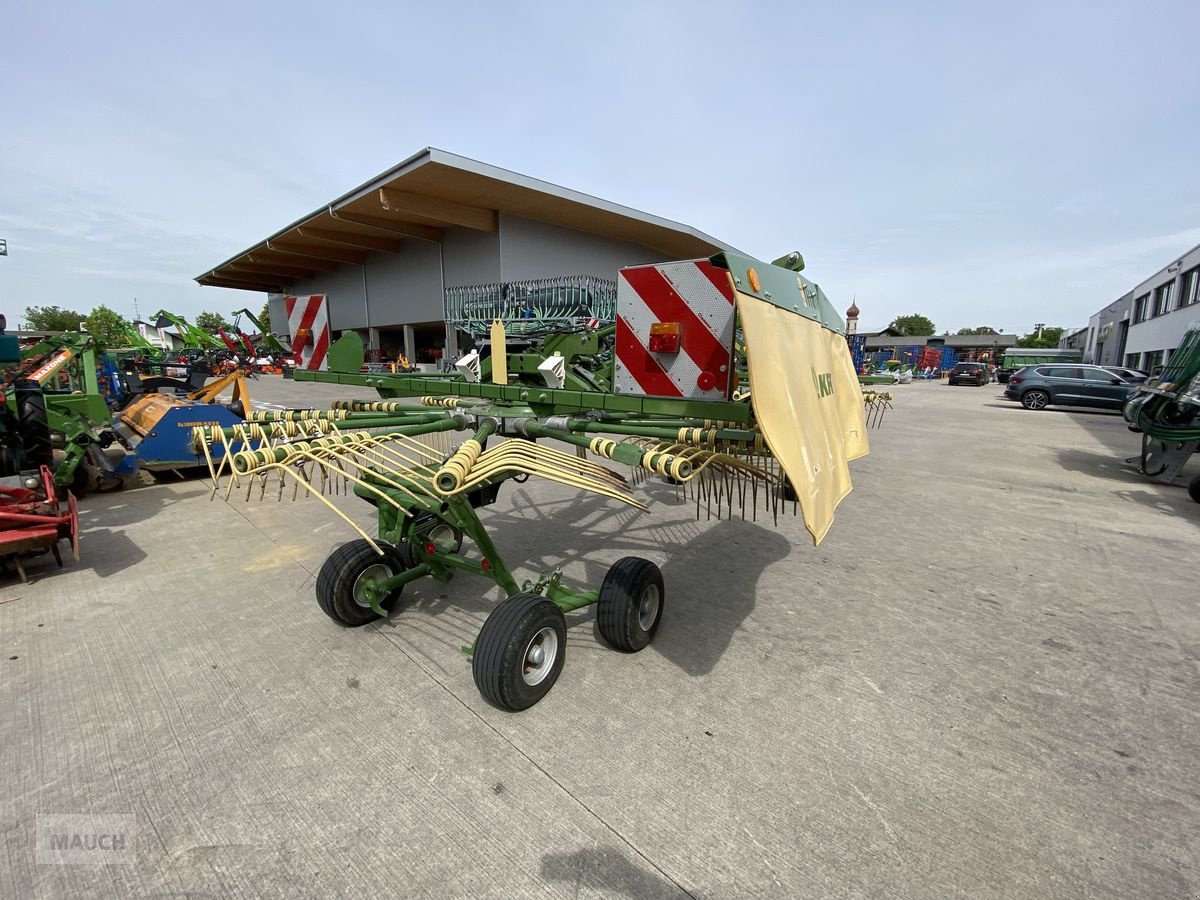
[[267, 293, 287, 337], [288, 265, 368, 331], [1126, 241, 1200, 358], [1080, 242, 1200, 366], [497, 214, 670, 281], [269, 214, 680, 337], [363, 241, 443, 324], [1083, 292, 1133, 365], [442, 226, 501, 286]]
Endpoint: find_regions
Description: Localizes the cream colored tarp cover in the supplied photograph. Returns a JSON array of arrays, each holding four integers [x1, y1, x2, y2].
[[737, 290, 869, 544]]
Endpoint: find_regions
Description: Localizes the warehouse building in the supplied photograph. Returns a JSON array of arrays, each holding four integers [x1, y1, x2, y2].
[[196, 148, 732, 367], [1082, 241, 1200, 370]]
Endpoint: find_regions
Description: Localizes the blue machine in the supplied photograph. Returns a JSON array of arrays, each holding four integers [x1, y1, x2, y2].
[[113, 393, 246, 470]]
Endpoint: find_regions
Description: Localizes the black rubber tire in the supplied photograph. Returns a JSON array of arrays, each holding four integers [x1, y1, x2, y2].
[[596, 557, 664, 653], [472, 593, 566, 710], [315, 539, 406, 626], [1021, 390, 1050, 411], [1188, 474, 1200, 504], [69, 461, 96, 497], [15, 380, 53, 468]]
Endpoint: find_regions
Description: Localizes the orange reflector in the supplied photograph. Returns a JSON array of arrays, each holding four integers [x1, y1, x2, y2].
[[748, 267, 762, 292], [648, 322, 681, 353]]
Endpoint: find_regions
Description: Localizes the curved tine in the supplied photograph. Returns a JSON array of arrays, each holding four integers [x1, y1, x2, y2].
[[356, 430, 447, 464], [621, 438, 779, 484], [344, 433, 445, 471], [445, 446, 644, 510], [484, 440, 628, 483], [288, 447, 405, 510], [468, 444, 629, 489], [308, 443, 429, 507], [456, 460, 646, 510], [256, 461, 383, 552]]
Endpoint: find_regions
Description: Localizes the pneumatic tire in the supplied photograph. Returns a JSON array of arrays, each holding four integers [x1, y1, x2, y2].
[[15, 380, 53, 468], [1188, 474, 1200, 504], [596, 557, 664, 652], [472, 593, 566, 710], [315, 539, 406, 626]]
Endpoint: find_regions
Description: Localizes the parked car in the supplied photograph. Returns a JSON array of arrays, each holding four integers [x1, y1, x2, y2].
[[1003, 364, 1142, 410], [1100, 366, 1149, 383], [948, 362, 989, 386]]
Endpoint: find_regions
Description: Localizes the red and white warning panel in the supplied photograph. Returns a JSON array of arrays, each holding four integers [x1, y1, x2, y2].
[[614, 260, 737, 399], [284, 294, 330, 371]]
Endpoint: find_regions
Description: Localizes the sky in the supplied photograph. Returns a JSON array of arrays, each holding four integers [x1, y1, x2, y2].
[[2, 0, 1199, 336]]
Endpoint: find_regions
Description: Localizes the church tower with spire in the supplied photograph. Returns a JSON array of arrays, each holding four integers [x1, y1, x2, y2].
[[845, 297, 860, 336]]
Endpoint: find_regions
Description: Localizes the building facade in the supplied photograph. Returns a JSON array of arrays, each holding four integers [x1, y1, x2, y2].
[[196, 149, 732, 366], [1082, 292, 1135, 367], [1082, 242, 1200, 371]]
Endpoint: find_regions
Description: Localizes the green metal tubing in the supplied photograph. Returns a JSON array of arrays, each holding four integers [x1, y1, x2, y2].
[[369, 563, 432, 599], [444, 494, 520, 596], [249, 409, 449, 424], [522, 421, 645, 467], [294, 369, 753, 423], [544, 583, 600, 612], [207, 412, 458, 443], [565, 419, 760, 444]]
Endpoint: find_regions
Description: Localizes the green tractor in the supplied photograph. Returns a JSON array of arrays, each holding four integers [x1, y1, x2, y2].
[[1, 322, 137, 493]]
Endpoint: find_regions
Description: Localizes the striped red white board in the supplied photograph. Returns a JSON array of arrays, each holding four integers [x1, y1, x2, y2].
[[614, 260, 737, 400], [284, 294, 330, 371]]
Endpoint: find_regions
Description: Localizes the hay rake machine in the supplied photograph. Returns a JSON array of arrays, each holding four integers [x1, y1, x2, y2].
[[196, 251, 875, 709]]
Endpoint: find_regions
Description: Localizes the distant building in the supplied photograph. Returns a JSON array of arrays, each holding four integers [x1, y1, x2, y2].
[[132, 320, 183, 350], [1058, 327, 1089, 353], [195, 147, 732, 365], [1081, 241, 1200, 370], [862, 331, 1017, 360]]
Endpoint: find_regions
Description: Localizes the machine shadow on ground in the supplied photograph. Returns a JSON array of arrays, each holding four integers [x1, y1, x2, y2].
[[540, 846, 690, 900], [0, 478, 186, 587], [981, 402, 1125, 419], [364, 477, 792, 678]]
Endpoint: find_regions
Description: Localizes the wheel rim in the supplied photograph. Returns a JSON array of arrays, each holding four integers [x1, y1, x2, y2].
[[522, 627, 559, 686], [1142, 437, 1168, 475], [1026, 392, 1047, 409], [637, 584, 660, 632], [352, 563, 394, 608], [426, 522, 459, 549]]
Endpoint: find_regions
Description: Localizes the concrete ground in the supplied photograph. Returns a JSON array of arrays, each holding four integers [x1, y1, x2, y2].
[[2, 376, 1198, 898]]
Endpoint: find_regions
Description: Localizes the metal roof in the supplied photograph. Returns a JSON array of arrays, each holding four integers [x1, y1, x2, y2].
[[196, 148, 736, 293]]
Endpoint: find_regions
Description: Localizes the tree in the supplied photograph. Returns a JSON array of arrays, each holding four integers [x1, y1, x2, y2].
[[24, 305, 87, 332], [258, 301, 272, 333], [892, 314, 936, 336], [83, 306, 131, 351], [956, 326, 997, 335], [1016, 326, 1065, 349], [195, 310, 232, 334]]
